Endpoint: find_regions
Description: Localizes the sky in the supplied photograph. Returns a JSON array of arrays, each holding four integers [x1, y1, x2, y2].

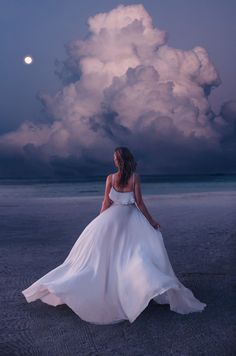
[[0, 0, 236, 178]]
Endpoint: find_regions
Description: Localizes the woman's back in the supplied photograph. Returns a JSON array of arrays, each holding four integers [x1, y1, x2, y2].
[[109, 173, 136, 205], [112, 172, 135, 193]]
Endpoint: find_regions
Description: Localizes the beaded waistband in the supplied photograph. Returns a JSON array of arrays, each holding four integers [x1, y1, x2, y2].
[[113, 202, 135, 206]]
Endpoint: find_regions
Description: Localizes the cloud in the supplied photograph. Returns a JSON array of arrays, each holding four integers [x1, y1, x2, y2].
[[0, 3, 235, 178]]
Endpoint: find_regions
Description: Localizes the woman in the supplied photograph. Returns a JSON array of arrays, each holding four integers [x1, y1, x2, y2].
[[22, 147, 206, 325]]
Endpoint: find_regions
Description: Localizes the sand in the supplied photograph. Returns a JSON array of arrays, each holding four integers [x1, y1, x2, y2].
[[0, 191, 235, 355]]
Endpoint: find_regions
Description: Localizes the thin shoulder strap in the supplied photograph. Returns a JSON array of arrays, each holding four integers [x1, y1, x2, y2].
[[112, 174, 114, 187], [132, 173, 135, 190]]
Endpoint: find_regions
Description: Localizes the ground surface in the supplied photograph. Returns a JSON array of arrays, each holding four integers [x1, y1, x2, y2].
[[0, 192, 235, 355]]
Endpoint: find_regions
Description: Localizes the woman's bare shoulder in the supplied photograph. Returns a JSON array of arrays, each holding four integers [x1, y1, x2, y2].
[[133, 172, 140, 182], [107, 173, 116, 182]]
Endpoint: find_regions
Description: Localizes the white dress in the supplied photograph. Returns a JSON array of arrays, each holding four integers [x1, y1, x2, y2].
[[22, 173, 206, 325]]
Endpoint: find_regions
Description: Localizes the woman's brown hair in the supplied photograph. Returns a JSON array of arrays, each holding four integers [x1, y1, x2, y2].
[[114, 147, 137, 187]]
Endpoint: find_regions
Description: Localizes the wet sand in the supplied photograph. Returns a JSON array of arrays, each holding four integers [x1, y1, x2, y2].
[[0, 192, 235, 355]]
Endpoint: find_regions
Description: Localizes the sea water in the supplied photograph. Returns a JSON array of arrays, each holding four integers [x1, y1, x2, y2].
[[0, 174, 235, 199]]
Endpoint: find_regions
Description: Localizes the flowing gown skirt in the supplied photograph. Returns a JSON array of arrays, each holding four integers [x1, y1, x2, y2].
[[22, 203, 206, 324]]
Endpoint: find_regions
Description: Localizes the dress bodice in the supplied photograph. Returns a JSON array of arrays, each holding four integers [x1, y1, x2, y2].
[[109, 174, 136, 206]]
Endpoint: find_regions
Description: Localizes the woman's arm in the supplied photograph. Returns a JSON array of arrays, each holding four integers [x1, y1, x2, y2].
[[134, 173, 161, 229], [99, 175, 113, 214]]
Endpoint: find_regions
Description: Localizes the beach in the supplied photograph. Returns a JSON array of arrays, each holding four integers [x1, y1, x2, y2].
[[0, 188, 235, 355]]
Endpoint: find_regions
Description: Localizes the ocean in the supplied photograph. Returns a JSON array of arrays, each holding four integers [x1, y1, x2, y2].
[[0, 174, 236, 199]]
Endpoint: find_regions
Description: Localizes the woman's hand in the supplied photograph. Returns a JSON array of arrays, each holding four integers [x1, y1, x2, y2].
[[150, 218, 161, 230]]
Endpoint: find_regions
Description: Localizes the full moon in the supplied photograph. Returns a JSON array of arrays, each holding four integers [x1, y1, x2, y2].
[[24, 56, 33, 65]]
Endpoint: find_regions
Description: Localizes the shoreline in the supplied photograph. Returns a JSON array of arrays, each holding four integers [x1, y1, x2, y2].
[[0, 189, 235, 203]]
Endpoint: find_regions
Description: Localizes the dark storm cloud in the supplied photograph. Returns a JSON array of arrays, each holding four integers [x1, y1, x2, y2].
[[0, 4, 235, 178]]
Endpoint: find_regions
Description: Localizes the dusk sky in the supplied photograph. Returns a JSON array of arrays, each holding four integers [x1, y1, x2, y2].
[[1, 0, 236, 178]]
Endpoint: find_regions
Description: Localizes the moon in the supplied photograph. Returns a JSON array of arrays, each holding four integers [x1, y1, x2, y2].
[[24, 56, 33, 65]]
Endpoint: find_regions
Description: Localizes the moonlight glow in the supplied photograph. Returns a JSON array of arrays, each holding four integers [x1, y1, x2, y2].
[[24, 56, 33, 64]]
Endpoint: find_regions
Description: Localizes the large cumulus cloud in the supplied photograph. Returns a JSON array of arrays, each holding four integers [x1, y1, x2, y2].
[[0, 4, 235, 178]]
